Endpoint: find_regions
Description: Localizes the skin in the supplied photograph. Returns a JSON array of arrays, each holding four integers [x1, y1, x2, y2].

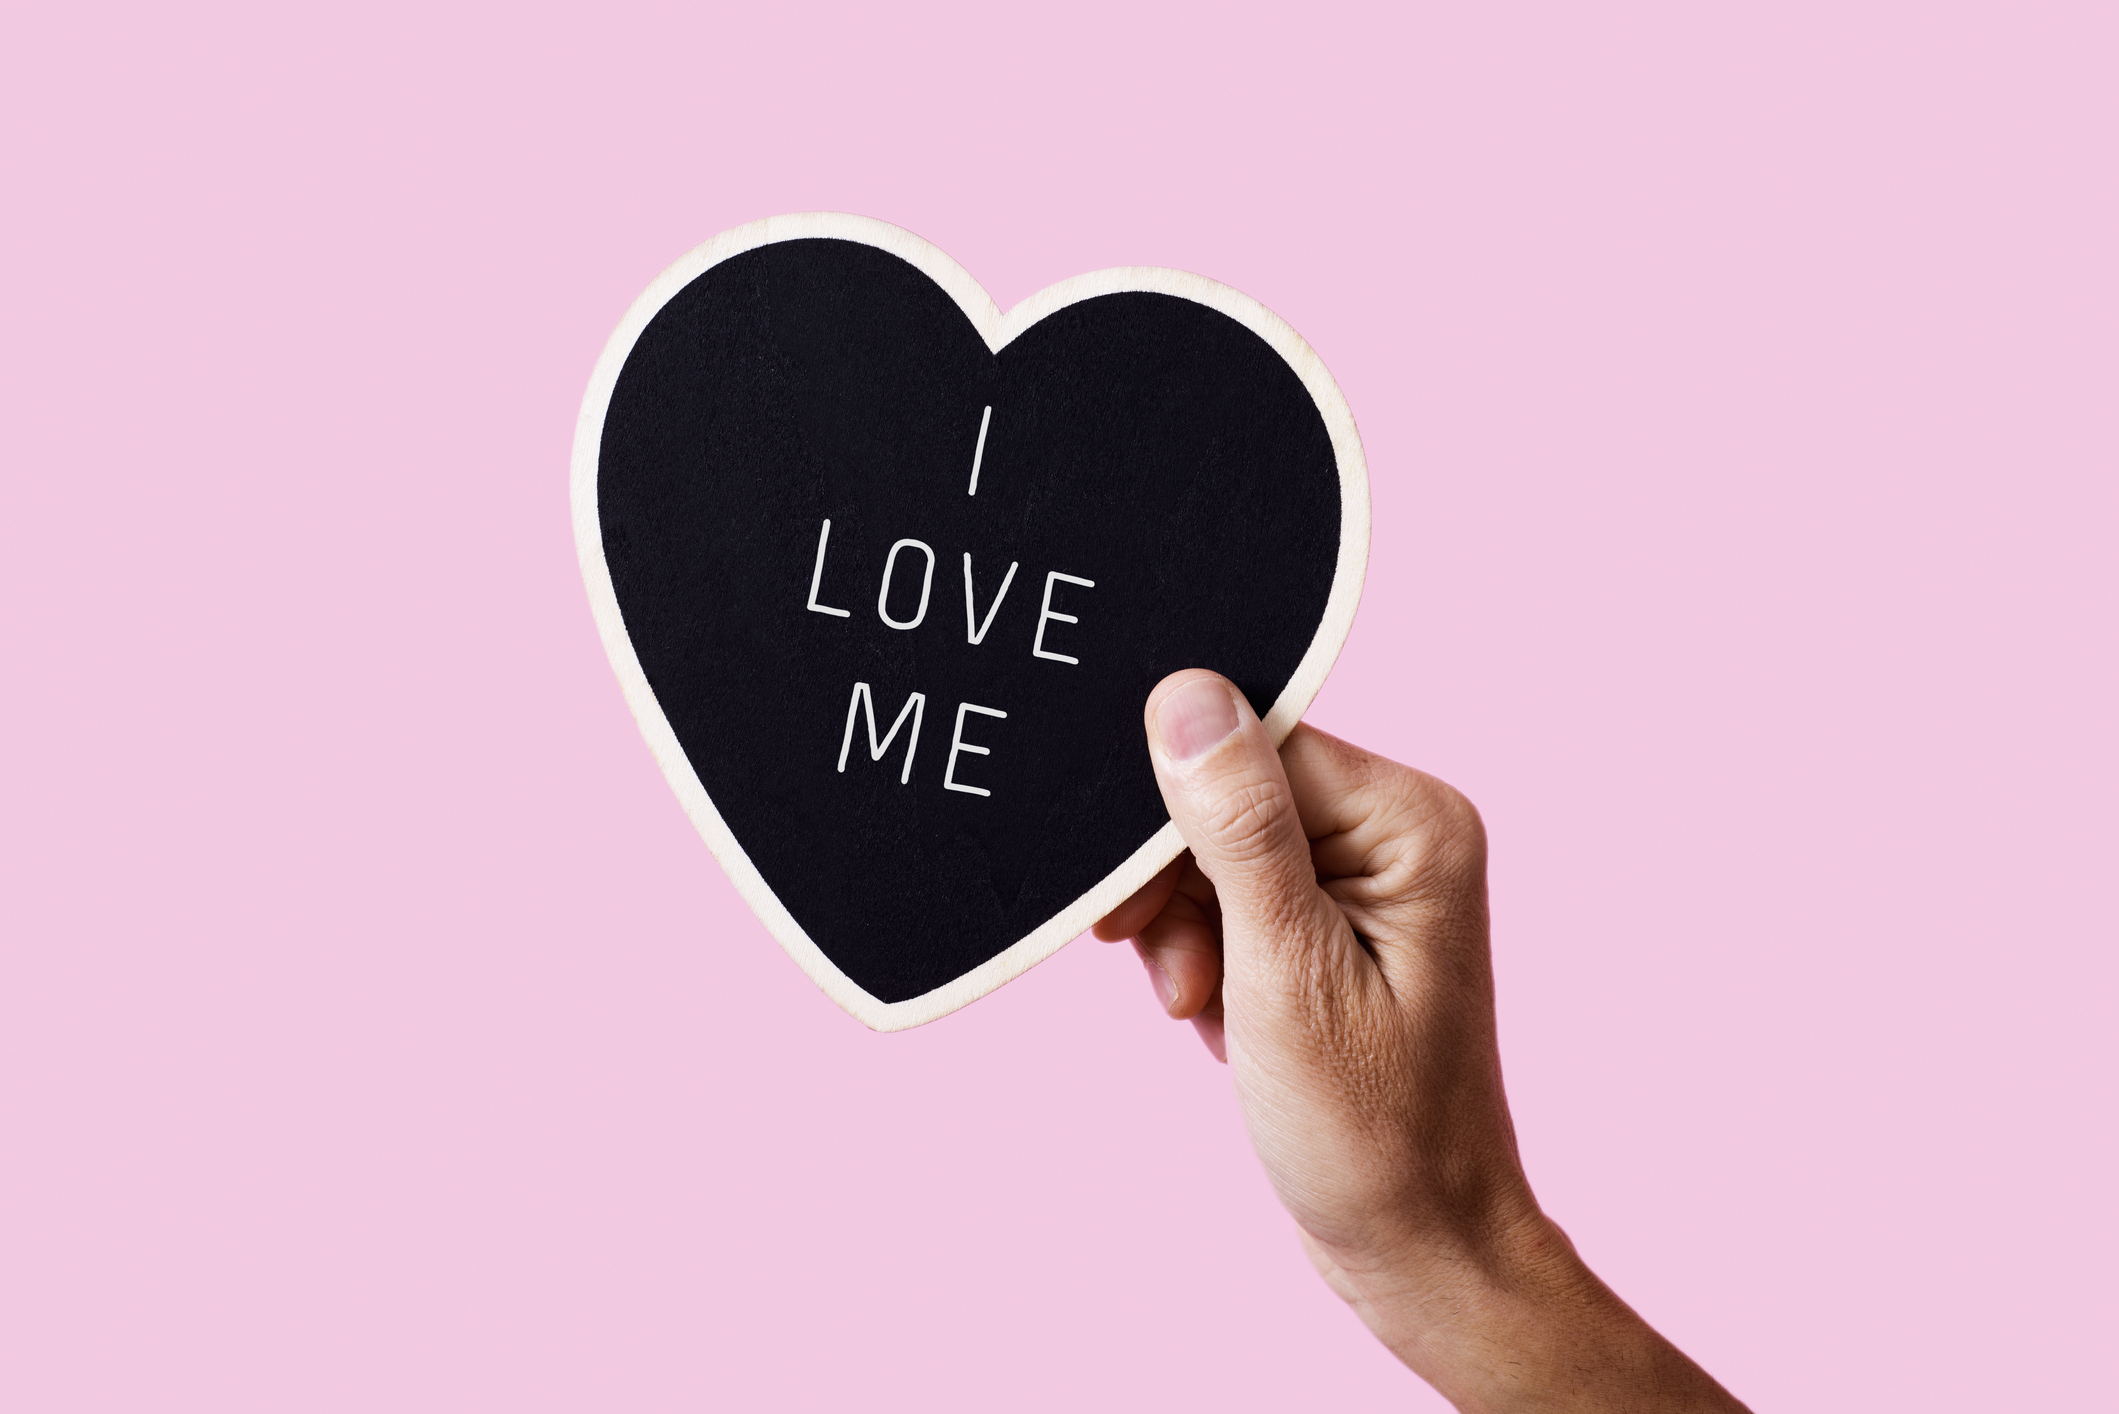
[[1094, 669, 1751, 1413]]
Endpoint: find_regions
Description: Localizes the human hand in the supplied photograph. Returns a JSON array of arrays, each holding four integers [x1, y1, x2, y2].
[[1095, 670, 1749, 1413]]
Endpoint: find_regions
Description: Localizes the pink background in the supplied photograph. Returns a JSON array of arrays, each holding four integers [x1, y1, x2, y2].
[[4, 4, 2113, 1409]]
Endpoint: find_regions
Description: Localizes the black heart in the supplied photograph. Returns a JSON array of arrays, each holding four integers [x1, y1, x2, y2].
[[574, 218, 1365, 1027]]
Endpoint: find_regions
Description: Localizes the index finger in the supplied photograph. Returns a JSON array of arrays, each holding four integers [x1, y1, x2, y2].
[[1092, 854, 1187, 941]]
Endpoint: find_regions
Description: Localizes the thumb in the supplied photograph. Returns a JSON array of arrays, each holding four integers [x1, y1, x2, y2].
[[1144, 671, 1338, 945]]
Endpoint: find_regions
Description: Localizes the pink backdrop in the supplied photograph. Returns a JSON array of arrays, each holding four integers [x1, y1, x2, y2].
[[4, 4, 2113, 1409]]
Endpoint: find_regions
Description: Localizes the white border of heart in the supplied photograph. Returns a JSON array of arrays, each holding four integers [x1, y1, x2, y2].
[[571, 213, 1370, 1030]]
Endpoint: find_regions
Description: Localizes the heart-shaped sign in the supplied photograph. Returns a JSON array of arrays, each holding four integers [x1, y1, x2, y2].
[[572, 214, 1368, 1029]]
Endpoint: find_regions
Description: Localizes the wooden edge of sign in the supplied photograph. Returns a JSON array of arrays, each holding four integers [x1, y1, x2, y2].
[[571, 212, 1372, 1031]]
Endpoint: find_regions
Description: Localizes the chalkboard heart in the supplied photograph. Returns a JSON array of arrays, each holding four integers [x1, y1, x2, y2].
[[572, 215, 1368, 1029]]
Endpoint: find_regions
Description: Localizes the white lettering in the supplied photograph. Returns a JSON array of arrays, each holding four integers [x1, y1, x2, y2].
[[1032, 571, 1095, 664], [967, 405, 993, 496], [806, 518, 850, 617], [962, 553, 1019, 645], [943, 702, 1008, 796], [876, 538, 936, 630], [837, 683, 926, 785]]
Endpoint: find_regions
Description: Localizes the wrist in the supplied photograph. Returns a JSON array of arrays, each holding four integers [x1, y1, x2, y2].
[[1325, 1210, 1746, 1413]]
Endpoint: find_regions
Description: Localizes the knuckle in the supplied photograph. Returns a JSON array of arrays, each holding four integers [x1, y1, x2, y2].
[[1421, 777, 1488, 869], [1199, 774, 1296, 863], [1374, 768, 1488, 892]]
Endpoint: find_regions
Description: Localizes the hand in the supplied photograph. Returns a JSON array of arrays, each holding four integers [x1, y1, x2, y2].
[[1095, 670, 1749, 1413]]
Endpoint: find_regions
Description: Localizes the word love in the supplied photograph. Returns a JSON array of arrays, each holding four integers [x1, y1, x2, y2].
[[804, 518, 1096, 665]]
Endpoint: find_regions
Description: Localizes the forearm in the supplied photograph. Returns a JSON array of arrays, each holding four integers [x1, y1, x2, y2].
[[1320, 1215, 1751, 1413]]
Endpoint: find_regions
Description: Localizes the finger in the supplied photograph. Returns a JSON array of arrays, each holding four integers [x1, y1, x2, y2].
[[1133, 884, 1222, 1018], [1143, 671, 1350, 960], [1092, 854, 1186, 941], [1279, 725, 1490, 995], [1191, 994, 1227, 1062], [1276, 724, 1379, 874], [1282, 726, 1485, 898]]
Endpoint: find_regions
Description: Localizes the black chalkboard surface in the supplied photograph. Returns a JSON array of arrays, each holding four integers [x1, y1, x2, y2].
[[573, 215, 1369, 1029]]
